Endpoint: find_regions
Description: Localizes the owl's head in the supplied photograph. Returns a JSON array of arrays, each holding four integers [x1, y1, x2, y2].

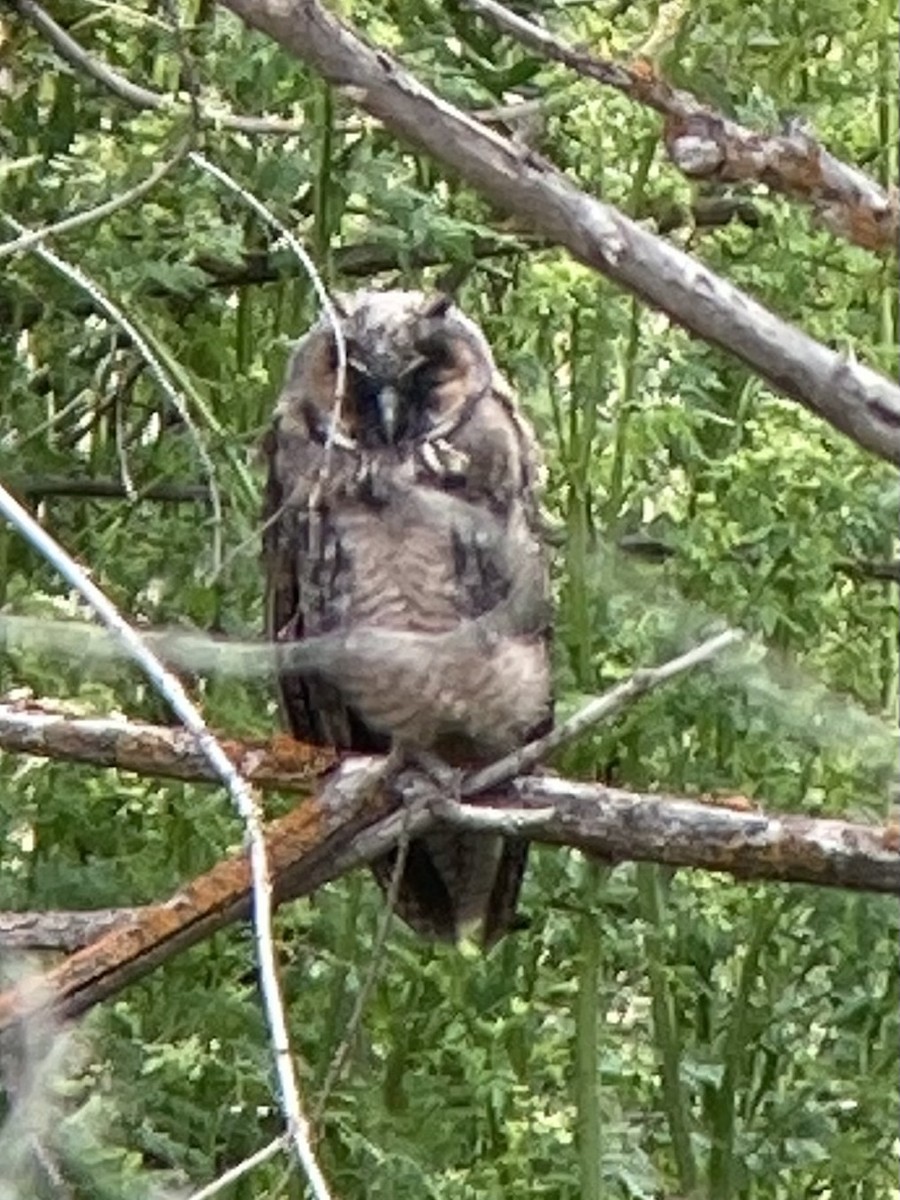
[[280, 289, 497, 449]]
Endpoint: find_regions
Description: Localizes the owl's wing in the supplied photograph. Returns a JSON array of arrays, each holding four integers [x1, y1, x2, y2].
[[261, 420, 388, 754]]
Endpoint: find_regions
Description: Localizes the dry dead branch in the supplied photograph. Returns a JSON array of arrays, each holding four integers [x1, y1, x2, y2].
[[466, 0, 899, 254], [0, 703, 896, 1034], [215, 0, 900, 466]]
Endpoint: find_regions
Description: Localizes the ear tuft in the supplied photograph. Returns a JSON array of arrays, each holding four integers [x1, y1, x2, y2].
[[421, 292, 453, 320]]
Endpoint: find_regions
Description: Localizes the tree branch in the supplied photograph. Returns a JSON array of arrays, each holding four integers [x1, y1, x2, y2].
[[0, 758, 429, 1031], [0, 700, 332, 788], [0, 729, 895, 1033], [617, 532, 900, 585], [463, 628, 742, 793], [8, 477, 220, 505], [1, 237, 533, 335], [12, 0, 308, 136], [214, 0, 900, 466], [0, 909, 141, 952], [465, 0, 899, 254]]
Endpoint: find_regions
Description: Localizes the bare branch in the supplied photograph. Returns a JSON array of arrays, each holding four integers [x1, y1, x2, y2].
[[0, 745, 894, 1036], [197, 234, 537, 288], [497, 778, 900, 894], [465, 0, 899, 253], [0, 700, 331, 788], [0, 909, 140, 952], [1, 237, 533, 338], [12, 0, 308, 136], [215, 0, 900, 466], [0, 758, 428, 1032], [187, 1136, 290, 1200], [8, 477, 219, 505], [0, 489, 332, 1200], [834, 558, 900, 584], [189, 151, 347, 410]]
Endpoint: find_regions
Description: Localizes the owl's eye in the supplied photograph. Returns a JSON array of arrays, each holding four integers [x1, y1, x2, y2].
[[415, 329, 454, 366], [401, 354, 445, 401]]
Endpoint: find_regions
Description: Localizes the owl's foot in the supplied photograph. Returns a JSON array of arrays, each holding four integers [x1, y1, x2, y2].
[[386, 746, 463, 820]]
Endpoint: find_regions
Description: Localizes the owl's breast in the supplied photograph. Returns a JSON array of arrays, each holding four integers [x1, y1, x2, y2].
[[334, 494, 469, 635]]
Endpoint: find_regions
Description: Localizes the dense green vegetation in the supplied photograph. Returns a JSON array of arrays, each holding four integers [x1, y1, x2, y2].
[[0, 1, 897, 1196]]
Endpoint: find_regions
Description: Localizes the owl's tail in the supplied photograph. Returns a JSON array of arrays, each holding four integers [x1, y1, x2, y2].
[[369, 829, 530, 949]]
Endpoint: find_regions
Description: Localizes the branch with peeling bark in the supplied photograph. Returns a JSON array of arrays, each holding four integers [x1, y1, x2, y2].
[[0, 699, 897, 1033], [466, 0, 898, 254], [211, 0, 900, 466]]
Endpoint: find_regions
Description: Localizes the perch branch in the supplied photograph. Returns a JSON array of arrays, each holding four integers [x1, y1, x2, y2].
[[465, 0, 898, 254], [0, 741, 895, 1031], [215, 0, 900, 465]]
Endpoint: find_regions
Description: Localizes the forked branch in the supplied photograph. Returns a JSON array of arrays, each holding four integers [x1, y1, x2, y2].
[[0, 703, 896, 1034]]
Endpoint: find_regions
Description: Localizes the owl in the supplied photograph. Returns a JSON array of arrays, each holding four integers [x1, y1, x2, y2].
[[262, 289, 553, 947]]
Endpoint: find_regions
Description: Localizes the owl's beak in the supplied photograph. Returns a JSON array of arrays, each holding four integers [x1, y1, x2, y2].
[[378, 385, 401, 442]]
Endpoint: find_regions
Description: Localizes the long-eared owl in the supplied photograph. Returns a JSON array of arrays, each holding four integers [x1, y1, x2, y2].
[[262, 289, 552, 947]]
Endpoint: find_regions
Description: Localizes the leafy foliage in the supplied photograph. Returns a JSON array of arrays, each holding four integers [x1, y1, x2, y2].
[[0, 1, 896, 1197]]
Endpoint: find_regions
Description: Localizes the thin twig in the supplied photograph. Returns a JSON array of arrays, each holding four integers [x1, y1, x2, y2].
[[0, 139, 190, 261], [463, 628, 743, 795], [186, 151, 348, 578], [0, 485, 333, 1200], [186, 1134, 290, 1200], [313, 807, 412, 1123], [188, 152, 345, 401], [0, 214, 226, 573], [13, 0, 308, 135]]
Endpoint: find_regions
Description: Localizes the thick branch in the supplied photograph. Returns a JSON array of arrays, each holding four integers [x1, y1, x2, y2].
[[0, 760, 430, 1031], [467, 0, 898, 254], [0, 908, 140, 952], [0, 742, 895, 1031], [0, 701, 332, 789], [215, 0, 900, 466]]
